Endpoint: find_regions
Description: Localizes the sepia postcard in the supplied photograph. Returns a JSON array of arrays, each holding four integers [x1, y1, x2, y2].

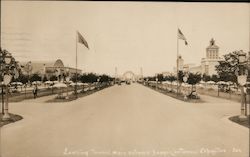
[[0, 1, 249, 157]]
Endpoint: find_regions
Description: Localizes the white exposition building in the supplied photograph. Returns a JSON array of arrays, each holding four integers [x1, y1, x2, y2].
[[176, 38, 223, 76], [20, 59, 82, 80]]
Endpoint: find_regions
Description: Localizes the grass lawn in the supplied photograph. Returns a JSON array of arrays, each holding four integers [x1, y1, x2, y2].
[[46, 85, 111, 103], [145, 85, 204, 103], [229, 115, 250, 128], [0, 113, 23, 127]]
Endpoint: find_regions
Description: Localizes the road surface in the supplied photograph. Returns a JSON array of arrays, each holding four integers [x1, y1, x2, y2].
[[0, 83, 249, 157]]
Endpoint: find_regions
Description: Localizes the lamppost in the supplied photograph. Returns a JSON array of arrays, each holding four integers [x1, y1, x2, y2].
[[0, 50, 19, 121], [183, 73, 189, 101], [235, 51, 248, 120], [3, 74, 12, 120]]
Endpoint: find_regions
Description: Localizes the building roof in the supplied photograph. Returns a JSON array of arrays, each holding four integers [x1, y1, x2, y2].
[[53, 59, 64, 67], [20, 59, 83, 75], [20, 61, 54, 74]]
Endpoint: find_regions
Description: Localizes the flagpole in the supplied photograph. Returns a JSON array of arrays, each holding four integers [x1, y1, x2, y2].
[[177, 29, 179, 95], [75, 32, 78, 98]]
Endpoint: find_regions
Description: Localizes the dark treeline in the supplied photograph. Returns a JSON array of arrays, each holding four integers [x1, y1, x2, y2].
[[11, 72, 114, 84]]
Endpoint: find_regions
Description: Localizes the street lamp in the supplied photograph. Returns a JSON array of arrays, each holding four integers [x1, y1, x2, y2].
[[183, 73, 189, 101], [235, 51, 248, 120], [1, 50, 18, 121], [2, 74, 12, 120]]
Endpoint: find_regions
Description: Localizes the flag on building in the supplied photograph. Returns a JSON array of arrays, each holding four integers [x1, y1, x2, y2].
[[77, 31, 89, 49], [178, 29, 188, 45]]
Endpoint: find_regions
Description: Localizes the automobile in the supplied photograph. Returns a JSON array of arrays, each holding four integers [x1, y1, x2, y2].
[[126, 81, 131, 85], [117, 81, 121, 85], [188, 91, 200, 99]]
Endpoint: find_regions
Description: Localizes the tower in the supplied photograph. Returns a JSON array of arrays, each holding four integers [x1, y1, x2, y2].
[[201, 38, 222, 75], [206, 38, 219, 59]]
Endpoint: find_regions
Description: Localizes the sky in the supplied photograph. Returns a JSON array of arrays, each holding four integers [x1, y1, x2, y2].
[[1, 1, 249, 76]]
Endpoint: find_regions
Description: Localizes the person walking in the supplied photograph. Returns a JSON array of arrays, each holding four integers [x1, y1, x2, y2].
[[33, 85, 38, 99]]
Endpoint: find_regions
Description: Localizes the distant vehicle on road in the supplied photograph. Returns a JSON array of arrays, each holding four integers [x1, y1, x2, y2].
[[117, 81, 121, 85], [126, 81, 131, 85]]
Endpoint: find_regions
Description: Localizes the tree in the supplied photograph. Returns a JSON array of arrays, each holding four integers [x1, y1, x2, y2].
[[144, 76, 156, 81], [14, 73, 29, 84], [202, 74, 211, 82], [178, 71, 184, 83], [80, 73, 98, 83], [156, 74, 164, 82], [43, 75, 48, 82], [211, 74, 219, 82], [30, 73, 42, 82], [99, 74, 113, 83], [166, 75, 176, 92], [71, 74, 81, 82], [49, 75, 58, 81], [166, 75, 176, 82], [187, 72, 202, 92], [215, 51, 240, 83]]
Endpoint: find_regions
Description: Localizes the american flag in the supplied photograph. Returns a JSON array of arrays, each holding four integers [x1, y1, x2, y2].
[[77, 31, 89, 49], [178, 29, 188, 45]]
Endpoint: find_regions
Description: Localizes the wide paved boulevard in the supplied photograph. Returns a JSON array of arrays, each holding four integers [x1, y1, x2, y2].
[[0, 83, 249, 157]]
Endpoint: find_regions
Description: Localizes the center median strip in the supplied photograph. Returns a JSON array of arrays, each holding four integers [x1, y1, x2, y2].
[[0, 83, 113, 103]]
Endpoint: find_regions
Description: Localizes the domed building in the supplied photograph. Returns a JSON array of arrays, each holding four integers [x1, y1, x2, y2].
[[20, 59, 82, 80]]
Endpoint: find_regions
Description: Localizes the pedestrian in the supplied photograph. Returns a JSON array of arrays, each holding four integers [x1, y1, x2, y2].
[[33, 85, 38, 99], [33, 86, 36, 99], [35, 85, 38, 98]]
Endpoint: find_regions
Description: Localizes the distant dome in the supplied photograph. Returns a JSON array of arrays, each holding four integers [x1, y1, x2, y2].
[[54, 59, 64, 67]]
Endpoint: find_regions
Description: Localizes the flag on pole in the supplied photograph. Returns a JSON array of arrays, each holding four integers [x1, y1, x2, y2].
[[178, 29, 188, 45], [77, 31, 89, 49]]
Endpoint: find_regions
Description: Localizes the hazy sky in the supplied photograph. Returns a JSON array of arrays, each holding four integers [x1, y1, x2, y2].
[[1, 1, 249, 76]]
